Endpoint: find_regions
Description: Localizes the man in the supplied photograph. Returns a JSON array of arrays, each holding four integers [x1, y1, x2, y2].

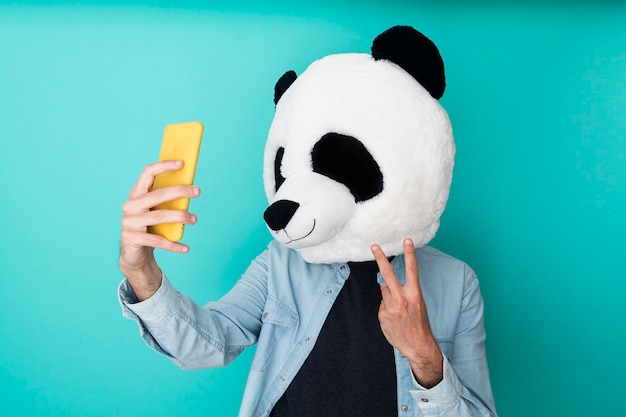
[[119, 26, 498, 417]]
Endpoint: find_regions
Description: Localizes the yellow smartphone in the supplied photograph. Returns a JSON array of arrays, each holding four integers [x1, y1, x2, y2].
[[148, 121, 204, 242]]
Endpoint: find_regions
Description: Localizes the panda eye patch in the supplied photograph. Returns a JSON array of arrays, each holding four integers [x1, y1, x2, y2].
[[274, 147, 286, 191], [311, 133, 383, 202]]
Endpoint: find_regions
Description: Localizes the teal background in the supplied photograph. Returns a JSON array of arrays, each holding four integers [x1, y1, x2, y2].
[[1, 1, 624, 416]]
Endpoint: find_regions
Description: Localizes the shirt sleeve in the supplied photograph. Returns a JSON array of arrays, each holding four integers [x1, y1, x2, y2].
[[408, 269, 498, 417], [118, 250, 271, 370]]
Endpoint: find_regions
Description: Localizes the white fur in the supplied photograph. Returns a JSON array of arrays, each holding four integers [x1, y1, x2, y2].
[[263, 53, 455, 263], [269, 172, 355, 248]]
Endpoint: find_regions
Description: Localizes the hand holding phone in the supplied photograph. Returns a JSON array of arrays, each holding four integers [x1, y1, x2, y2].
[[148, 121, 204, 242]]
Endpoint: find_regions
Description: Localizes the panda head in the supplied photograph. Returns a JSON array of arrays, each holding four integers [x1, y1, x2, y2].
[[262, 26, 455, 264]]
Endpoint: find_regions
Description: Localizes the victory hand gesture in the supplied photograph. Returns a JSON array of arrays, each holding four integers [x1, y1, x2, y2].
[[371, 238, 444, 388]]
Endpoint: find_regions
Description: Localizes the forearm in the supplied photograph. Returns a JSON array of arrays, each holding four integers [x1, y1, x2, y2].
[[119, 251, 162, 301], [409, 357, 497, 417], [407, 339, 444, 388], [407, 274, 497, 416], [120, 275, 255, 369], [119, 252, 270, 369]]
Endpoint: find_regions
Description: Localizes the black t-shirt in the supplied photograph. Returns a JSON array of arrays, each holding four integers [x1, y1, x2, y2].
[[270, 260, 397, 416]]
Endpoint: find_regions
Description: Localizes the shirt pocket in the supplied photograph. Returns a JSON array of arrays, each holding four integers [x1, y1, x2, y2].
[[250, 295, 299, 371]]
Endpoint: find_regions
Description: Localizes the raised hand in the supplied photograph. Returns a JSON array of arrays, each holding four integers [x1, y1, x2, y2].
[[119, 160, 200, 300], [371, 238, 444, 388]]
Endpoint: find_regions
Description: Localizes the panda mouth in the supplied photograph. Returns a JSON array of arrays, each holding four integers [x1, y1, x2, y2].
[[281, 219, 316, 244]]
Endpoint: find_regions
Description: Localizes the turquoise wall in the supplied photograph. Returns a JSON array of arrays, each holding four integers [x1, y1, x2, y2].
[[1, 1, 624, 416]]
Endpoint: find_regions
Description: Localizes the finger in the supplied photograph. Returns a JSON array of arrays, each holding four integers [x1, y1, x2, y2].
[[123, 185, 201, 216], [380, 283, 393, 305], [403, 238, 420, 291], [123, 209, 197, 232], [371, 244, 402, 295], [122, 229, 190, 254], [129, 160, 184, 199], [378, 299, 389, 325]]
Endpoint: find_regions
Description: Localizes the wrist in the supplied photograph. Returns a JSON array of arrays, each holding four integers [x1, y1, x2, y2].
[[406, 343, 444, 389], [120, 257, 163, 301]]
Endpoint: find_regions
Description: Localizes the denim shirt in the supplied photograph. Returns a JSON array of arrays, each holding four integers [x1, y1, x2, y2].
[[119, 241, 497, 417]]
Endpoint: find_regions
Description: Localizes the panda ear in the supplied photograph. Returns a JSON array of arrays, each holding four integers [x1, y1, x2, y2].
[[274, 70, 298, 105], [371, 26, 445, 99]]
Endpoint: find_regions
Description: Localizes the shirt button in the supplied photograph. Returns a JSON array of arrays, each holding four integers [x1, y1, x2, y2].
[[326, 289, 333, 294], [401, 405, 409, 412], [262, 312, 268, 319], [305, 337, 310, 342], [421, 398, 429, 403], [340, 265, 346, 270], [280, 376, 286, 381]]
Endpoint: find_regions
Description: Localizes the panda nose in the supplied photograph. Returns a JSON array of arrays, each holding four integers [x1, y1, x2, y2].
[[264, 200, 300, 231]]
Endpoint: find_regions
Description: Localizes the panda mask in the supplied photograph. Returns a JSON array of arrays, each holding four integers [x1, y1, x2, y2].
[[262, 26, 455, 264]]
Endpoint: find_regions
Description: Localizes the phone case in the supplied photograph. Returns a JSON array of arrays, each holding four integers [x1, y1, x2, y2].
[[148, 121, 203, 242]]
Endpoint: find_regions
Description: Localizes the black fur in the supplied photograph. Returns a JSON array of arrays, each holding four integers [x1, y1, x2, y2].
[[371, 26, 445, 99], [311, 133, 383, 202], [274, 147, 286, 191], [274, 70, 298, 105]]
